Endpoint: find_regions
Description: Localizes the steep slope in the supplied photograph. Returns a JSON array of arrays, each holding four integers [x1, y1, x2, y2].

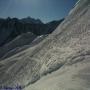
[[0, 0, 90, 90]]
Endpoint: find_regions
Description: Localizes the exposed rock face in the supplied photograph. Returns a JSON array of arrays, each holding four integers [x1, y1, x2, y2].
[[0, 0, 90, 90]]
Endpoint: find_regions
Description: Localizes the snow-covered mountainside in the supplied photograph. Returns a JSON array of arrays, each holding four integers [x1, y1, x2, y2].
[[0, 0, 90, 90]]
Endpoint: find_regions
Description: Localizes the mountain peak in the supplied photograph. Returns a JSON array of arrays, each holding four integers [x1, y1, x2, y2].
[[21, 16, 43, 24]]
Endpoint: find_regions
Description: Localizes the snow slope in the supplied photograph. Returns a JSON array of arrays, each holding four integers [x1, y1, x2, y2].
[[0, 0, 90, 90]]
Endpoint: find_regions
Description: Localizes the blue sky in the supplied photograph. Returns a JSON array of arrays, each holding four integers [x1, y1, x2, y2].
[[0, 0, 77, 23]]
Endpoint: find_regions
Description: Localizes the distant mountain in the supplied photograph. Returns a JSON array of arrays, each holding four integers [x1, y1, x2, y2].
[[0, 17, 64, 47]]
